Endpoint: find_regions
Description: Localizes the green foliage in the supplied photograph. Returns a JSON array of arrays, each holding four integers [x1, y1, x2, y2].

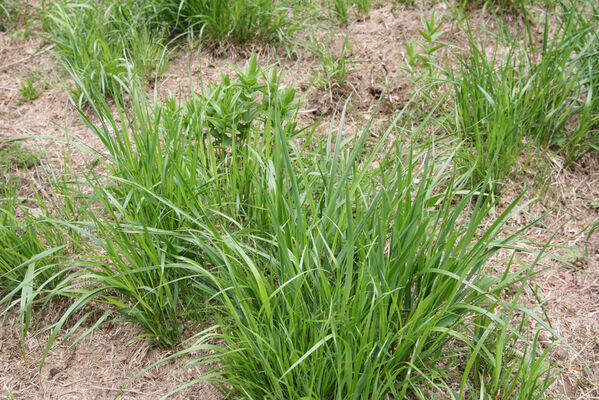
[[41, 0, 169, 104], [308, 32, 356, 90], [18, 75, 39, 102], [0, 142, 43, 170], [0, 175, 68, 341], [4, 2, 571, 392], [332, 0, 350, 24], [50, 55, 300, 348], [449, 32, 528, 192], [38, 55, 558, 398], [449, 2, 599, 192], [458, 0, 530, 13], [329, 0, 372, 24], [146, 0, 299, 44], [0, 0, 17, 31], [551, 0, 599, 161], [175, 106, 555, 399], [0, 0, 9, 31], [402, 11, 447, 82]]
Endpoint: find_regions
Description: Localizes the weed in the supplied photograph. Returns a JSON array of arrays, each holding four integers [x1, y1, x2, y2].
[[0, 175, 68, 342], [0, 142, 43, 170], [448, 2, 599, 192], [45, 55, 300, 348], [0, 0, 9, 31], [42, 0, 169, 104], [0, 0, 19, 31], [146, 0, 300, 45], [8, 4, 568, 396], [308, 32, 357, 91], [6, 44, 557, 397], [401, 10, 447, 84], [448, 31, 529, 192], [458, 0, 529, 13], [353, 0, 372, 14], [172, 104, 556, 399], [329, 0, 372, 24], [18, 74, 39, 102], [332, 0, 350, 24]]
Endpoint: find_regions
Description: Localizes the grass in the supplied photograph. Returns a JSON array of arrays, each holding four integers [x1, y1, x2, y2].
[[39, 55, 302, 349], [448, 29, 529, 192], [41, 0, 169, 104], [0, 141, 44, 170], [145, 0, 301, 45], [0, 0, 17, 31], [180, 113, 555, 399], [328, 0, 373, 24], [447, 1, 599, 193], [458, 0, 530, 12], [41, 0, 303, 103], [308, 31, 357, 91], [3, 0, 596, 397], [35, 53, 556, 398], [0, 173, 69, 343]]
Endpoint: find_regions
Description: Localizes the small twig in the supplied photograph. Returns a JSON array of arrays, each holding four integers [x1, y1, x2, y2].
[[88, 385, 149, 395], [0, 44, 55, 73], [61, 378, 85, 388]]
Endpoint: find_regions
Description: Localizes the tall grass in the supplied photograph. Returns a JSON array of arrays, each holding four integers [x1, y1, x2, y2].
[[44, 56, 301, 348], [76, 55, 299, 237], [449, 31, 530, 192], [328, 0, 372, 24], [41, 0, 169, 104], [49, 55, 558, 397], [0, 0, 19, 31], [0, 176, 65, 297], [145, 0, 300, 44], [0, 0, 10, 31], [449, 1, 599, 191], [0, 171, 70, 343]]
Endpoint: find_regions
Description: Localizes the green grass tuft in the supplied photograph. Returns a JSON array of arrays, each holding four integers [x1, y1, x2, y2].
[[42, 0, 170, 104], [0, 141, 44, 170], [145, 0, 301, 45]]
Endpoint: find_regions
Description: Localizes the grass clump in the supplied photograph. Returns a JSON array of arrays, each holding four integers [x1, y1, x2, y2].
[[146, 0, 300, 45], [169, 105, 557, 398], [43, 54, 559, 397], [0, 0, 20, 31], [0, 177, 63, 296], [308, 32, 357, 92], [18, 74, 39, 102], [328, 0, 372, 24], [0, 141, 44, 170], [0, 174, 68, 341], [38, 51, 559, 396], [0, 0, 10, 31], [449, 31, 529, 193], [41, 0, 169, 104], [460, 0, 529, 12], [449, 1, 599, 192], [49, 55, 300, 348]]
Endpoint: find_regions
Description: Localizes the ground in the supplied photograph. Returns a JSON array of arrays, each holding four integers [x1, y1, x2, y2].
[[0, 2, 598, 399]]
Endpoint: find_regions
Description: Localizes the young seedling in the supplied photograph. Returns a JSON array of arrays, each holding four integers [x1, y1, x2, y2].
[[308, 32, 357, 94], [18, 75, 38, 102], [401, 11, 447, 82]]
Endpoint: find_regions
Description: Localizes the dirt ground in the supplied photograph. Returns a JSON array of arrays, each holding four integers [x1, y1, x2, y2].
[[1, 3, 598, 399]]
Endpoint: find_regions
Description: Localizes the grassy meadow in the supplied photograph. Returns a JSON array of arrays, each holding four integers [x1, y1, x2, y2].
[[1, 0, 598, 398]]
